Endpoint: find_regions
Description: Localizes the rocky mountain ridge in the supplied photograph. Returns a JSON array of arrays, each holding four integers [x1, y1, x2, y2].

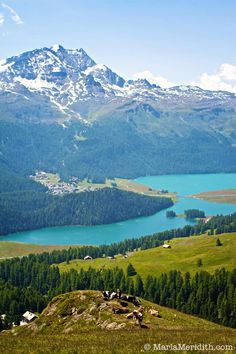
[[0, 45, 235, 123]]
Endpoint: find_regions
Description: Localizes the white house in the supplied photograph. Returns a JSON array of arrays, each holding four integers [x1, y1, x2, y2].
[[163, 244, 171, 249], [20, 311, 37, 326], [84, 255, 93, 260]]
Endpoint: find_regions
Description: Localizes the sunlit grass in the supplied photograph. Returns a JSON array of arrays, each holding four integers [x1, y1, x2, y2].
[[59, 233, 236, 278]]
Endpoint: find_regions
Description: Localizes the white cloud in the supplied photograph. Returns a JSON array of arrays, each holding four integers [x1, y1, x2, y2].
[[220, 63, 236, 81], [132, 70, 176, 88], [133, 64, 236, 93], [191, 63, 236, 93], [0, 12, 4, 26], [1, 2, 24, 25]]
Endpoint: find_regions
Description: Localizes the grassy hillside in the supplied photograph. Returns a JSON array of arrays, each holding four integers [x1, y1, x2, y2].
[[1, 290, 235, 354], [0, 242, 80, 259], [59, 233, 236, 278]]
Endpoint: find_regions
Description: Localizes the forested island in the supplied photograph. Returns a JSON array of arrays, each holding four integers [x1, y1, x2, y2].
[[184, 209, 205, 219], [0, 188, 173, 236], [166, 209, 206, 219]]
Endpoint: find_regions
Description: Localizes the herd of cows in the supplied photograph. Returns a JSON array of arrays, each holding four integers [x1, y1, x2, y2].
[[102, 289, 161, 326]]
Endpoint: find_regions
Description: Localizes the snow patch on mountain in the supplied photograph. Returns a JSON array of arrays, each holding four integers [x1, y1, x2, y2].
[[0, 44, 236, 122], [51, 44, 62, 52], [0, 59, 15, 73], [15, 76, 57, 90]]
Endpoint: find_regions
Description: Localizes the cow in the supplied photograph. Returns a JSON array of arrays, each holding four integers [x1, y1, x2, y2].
[[149, 308, 161, 317], [110, 291, 118, 300], [126, 312, 133, 319], [120, 295, 128, 301], [132, 308, 144, 326], [126, 295, 141, 306], [133, 298, 141, 306], [102, 291, 111, 300], [117, 289, 122, 299], [126, 295, 135, 302], [112, 306, 130, 314]]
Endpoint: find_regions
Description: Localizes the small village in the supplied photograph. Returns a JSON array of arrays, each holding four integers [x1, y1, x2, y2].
[[30, 171, 99, 195], [30, 171, 173, 198]]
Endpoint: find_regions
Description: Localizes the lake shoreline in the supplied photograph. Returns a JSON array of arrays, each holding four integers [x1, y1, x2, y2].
[[191, 189, 236, 205], [1, 173, 236, 246]]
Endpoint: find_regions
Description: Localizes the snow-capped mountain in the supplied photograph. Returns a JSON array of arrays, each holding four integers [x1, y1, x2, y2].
[[0, 45, 124, 114], [0, 44, 236, 122], [1, 45, 236, 183]]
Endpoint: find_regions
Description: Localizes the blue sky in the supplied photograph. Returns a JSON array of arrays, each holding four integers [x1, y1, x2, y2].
[[0, 0, 236, 91]]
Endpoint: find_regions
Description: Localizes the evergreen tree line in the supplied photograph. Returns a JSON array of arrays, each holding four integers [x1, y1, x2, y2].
[[0, 188, 173, 235], [13, 211, 236, 266], [0, 261, 235, 330]]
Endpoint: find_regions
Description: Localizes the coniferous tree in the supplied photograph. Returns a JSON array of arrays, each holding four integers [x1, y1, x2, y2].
[[135, 275, 144, 297], [126, 263, 137, 277], [197, 259, 203, 267]]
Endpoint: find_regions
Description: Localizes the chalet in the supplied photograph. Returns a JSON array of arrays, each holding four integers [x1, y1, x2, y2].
[[20, 311, 38, 326], [84, 255, 93, 260], [163, 244, 171, 249], [0, 314, 6, 321]]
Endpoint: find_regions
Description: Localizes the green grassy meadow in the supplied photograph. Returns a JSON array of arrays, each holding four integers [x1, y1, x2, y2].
[[0, 242, 79, 259], [59, 233, 236, 278]]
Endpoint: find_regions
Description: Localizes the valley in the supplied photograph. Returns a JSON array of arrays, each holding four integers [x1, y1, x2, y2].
[[2, 173, 235, 245], [0, 45, 236, 354], [0, 2, 236, 352]]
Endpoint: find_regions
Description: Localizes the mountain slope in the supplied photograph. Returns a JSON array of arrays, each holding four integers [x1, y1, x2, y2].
[[59, 233, 236, 278], [0, 45, 236, 182]]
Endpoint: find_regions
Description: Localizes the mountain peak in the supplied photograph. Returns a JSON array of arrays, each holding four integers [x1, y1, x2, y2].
[[78, 48, 89, 55], [50, 44, 65, 52], [0, 45, 235, 120], [127, 78, 152, 88]]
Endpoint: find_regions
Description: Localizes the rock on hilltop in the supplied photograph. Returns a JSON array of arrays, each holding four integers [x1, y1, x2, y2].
[[9, 290, 227, 335]]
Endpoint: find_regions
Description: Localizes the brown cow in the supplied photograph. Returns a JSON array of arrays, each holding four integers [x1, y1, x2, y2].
[[112, 306, 130, 314], [132, 309, 143, 326], [149, 308, 161, 317], [126, 312, 133, 319]]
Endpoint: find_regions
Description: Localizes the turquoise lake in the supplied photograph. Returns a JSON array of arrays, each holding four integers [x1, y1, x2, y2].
[[1, 173, 236, 245]]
